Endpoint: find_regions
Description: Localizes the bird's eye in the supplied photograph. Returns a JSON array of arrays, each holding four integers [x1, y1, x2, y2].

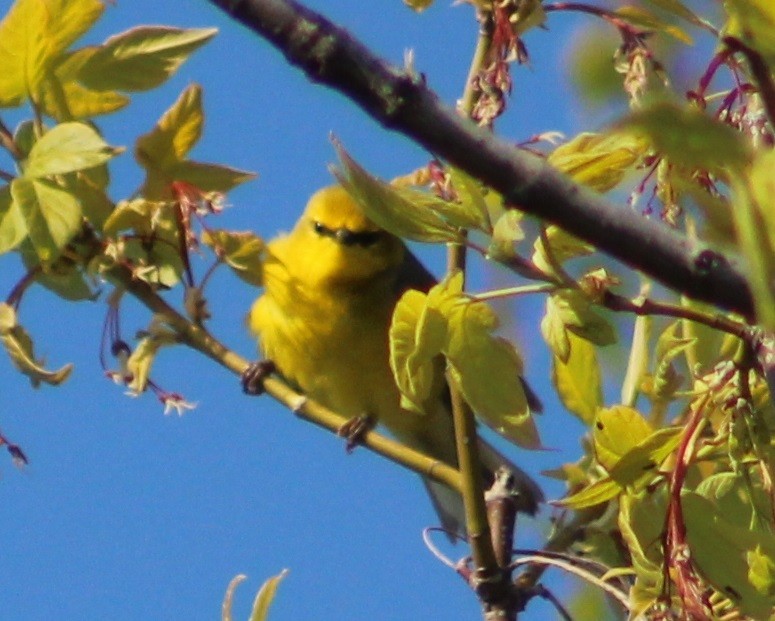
[[312, 221, 329, 236]]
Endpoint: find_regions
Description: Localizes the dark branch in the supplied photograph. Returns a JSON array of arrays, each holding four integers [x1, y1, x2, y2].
[[207, 0, 755, 319]]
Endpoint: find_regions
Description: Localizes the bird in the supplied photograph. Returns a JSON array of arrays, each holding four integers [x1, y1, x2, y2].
[[245, 184, 543, 536]]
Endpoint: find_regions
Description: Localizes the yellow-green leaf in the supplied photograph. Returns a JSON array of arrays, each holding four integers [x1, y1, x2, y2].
[[540, 295, 570, 362], [445, 299, 538, 448], [168, 160, 256, 194], [390, 288, 446, 414], [608, 426, 682, 486], [24, 122, 122, 178], [546, 289, 617, 348], [488, 209, 525, 260], [548, 132, 645, 192], [532, 225, 593, 276], [79, 27, 217, 92], [0, 185, 26, 254], [40, 76, 129, 121], [11, 177, 82, 261], [202, 229, 265, 287], [136, 84, 203, 173], [333, 139, 463, 243], [593, 405, 652, 471], [615, 101, 750, 173], [103, 198, 160, 237], [621, 313, 652, 406], [551, 332, 602, 425], [249, 569, 289, 621], [558, 477, 621, 510], [0, 302, 73, 387], [446, 167, 493, 232]]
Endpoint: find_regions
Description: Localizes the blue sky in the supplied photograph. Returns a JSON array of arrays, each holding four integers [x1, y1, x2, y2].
[[0, 1, 620, 619]]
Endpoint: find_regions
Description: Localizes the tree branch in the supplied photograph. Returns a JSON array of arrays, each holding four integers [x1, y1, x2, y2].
[[205, 0, 754, 320], [107, 264, 462, 494]]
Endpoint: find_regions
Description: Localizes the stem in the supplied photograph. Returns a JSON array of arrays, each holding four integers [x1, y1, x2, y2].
[[472, 283, 555, 301]]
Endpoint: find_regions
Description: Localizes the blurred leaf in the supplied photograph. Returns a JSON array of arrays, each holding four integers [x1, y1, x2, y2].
[[652, 321, 692, 400], [615, 6, 693, 44], [551, 332, 602, 425], [404, 0, 434, 12], [23, 122, 122, 178], [11, 177, 82, 262], [21, 242, 97, 301], [643, 0, 708, 30], [615, 101, 750, 173], [724, 0, 775, 63], [202, 229, 265, 287], [79, 27, 218, 92], [545, 289, 617, 353], [249, 569, 289, 621], [333, 139, 464, 243], [540, 295, 570, 362], [0, 185, 26, 254], [566, 25, 623, 109], [103, 198, 160, 237], [548, 132, 645, 192], [0, 302, 73, 387], [731, 150, 775, 330]]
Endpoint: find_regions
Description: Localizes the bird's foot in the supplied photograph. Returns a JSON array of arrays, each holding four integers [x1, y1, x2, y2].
[[337, 414, 374, 453], [241, 359, 276, 395]]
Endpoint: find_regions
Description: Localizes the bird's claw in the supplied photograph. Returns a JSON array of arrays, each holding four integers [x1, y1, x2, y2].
[[338, 414, 374, 453], [241, 359, 276, 395]]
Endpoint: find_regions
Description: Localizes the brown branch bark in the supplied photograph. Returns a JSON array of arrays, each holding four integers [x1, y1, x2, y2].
[[206, 0, 754, 320]]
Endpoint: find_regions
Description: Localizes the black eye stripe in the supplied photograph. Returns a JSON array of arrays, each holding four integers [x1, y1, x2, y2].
[[312, 221, 383, 247]]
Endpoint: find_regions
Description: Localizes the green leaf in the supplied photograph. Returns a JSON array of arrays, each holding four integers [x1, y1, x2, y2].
[[126, 330, 177, 395], [0, 185, 26, 254], [201, 229, 265, 287], [615, 101, 750, 173], [404, 0, 434, 10], [540, 295, 570, 362], [21, 242, 97, 302], [683, 492, 775, 618], [40, 75, 129, 121], [548, 132, 645, 192], [652, 321, 693, 400], [11, 177, 82, 261], [488, 209, 525, 260], [78, 27, 218, 92], [24, 122, 122, 178], [249, 569, 289, 621], [103, 198, 160, 237], [0, 302, 73, 387], [551, 332, 602, 425], [643, 0, 709, 30], [332, 139, 464, 243]]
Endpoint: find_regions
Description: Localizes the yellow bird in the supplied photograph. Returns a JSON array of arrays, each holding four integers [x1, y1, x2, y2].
[[246, 185, 542, 534]]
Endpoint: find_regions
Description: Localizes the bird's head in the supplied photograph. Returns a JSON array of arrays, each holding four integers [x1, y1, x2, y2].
[[287, 185, 405, 288]]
